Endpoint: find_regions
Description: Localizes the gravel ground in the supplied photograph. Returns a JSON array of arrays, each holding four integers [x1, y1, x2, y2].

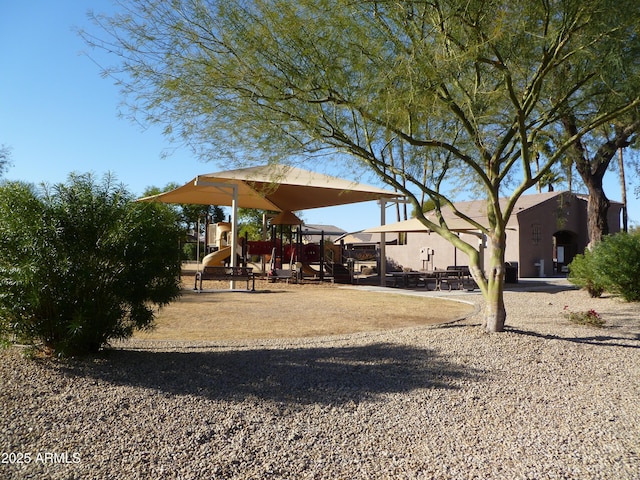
[[1, 281, 639, 479]]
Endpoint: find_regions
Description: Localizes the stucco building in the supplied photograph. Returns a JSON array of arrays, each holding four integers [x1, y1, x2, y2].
[[343, 191, 622, 278]]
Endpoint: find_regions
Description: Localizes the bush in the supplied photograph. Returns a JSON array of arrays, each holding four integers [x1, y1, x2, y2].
[[182, 242, 205, 262], [568, 231, 640, 302], [591, 232, 640, 302], [567, 249, 605, 298], [0, 173, 183, 356]]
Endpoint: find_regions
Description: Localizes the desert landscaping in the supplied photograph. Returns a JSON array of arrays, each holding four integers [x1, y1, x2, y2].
[[4, 1, 640, 478], [2, 277, 639, 479]]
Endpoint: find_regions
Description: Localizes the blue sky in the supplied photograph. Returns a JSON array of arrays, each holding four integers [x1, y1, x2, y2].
[[0, 0, 392, 232], [2, 1, 637, 232]]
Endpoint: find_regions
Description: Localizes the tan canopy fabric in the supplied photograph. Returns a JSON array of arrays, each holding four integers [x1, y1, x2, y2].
[[138, 165, 401, 288], [362, 216, 484, 234], [362, 195, 528, 234], [137, 164, 401, 211], [271, 210, 303, 225]]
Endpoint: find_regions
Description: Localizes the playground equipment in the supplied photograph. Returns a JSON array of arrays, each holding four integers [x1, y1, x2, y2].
[[201, 217, 354, 284], [268, 247, 295, 283], [206, 221, 232, 250], [266, 226, 351, 283], [199, 221, 248, 289], [137, 165, 403, 290], [202, 246, 231, 267], [204, 221, 246, 264]]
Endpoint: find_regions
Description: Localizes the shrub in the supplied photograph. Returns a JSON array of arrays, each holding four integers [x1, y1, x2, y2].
[[567, 249, 605, 298], [182, 242, 205, 262], [590, 231, 640, 302], [568, 231, 640, 302], [0, 173, 183, 356]]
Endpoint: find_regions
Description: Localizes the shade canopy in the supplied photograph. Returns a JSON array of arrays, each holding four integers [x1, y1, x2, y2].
[[271, 210, 303, 225], [362, 216, 483, 234], [137, 165, 401, 211], [362, 195, 533, 235]]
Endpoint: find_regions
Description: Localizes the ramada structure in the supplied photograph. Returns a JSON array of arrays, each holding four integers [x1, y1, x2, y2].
[[344, 191, 622, 279]]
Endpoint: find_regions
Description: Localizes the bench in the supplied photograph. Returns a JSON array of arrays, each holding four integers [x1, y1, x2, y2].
[[194, 266, 255, 291]]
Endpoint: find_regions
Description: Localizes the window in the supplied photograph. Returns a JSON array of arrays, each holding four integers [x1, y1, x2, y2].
[[532, 224, 541, 245]]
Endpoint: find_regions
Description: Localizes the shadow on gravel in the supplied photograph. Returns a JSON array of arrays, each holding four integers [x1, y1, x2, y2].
[[58, 343, 480, 405], [507, 327, 640, 349]]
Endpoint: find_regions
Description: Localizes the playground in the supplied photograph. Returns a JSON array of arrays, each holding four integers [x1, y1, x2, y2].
[[193, 217, 368, 288], [139, 165, 406, 287], [131, 165, 489, 342]]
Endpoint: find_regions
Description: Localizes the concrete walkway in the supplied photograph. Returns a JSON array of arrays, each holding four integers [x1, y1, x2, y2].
[[342, 277, 576, 302]]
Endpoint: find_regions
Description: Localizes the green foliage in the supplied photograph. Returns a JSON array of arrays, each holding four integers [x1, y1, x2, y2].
[[238, 208, 267, 240], [0, 173, 183, 356], [591, 232, 640, 302], [182, 242, 205, 262], [569, 231, 640, 302], [567, 250, 605, 298]]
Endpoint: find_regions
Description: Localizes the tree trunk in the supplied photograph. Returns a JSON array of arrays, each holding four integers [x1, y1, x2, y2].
[[485, 277, 506, 332], [564, 118, 640, 245], [483, 232, 507, 332], [585, 180, 610, 246], [561, 115, 617, 246]]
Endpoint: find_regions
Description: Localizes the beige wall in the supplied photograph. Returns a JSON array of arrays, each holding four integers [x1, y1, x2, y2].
[[385, 231, 487, 271], [379, 193, 621, 278]]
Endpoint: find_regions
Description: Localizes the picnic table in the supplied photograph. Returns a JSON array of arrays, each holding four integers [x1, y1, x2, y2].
[[420, 267, 478, 291], [386, 266, 478, 291]]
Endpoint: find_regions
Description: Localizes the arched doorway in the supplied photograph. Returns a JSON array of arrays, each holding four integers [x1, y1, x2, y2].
[[553, 230, 578, 274]]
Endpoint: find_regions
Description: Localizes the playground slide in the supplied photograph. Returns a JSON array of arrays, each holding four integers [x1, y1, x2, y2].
[[301, 263, 320, 276], [202, 246, 231, 267]]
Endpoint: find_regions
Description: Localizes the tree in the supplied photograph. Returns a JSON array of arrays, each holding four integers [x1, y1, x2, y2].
[[143, 183, 225, 234], [559, 119, 640, 245], [84, 0, 640, 332], [550, 11, 640, 244], [238, 208, 267, 241], [0, 173, 183, 356], [0, 144, 12, 177]]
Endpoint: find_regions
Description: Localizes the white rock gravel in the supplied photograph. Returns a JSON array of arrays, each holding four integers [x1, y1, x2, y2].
[[1, 281, 639, 479]]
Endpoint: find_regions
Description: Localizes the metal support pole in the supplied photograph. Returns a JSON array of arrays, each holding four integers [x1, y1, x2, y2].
[[379, 200, 387, 287], [230, 184, 238, 289], [320, 231, 325, 281], [196, 217, 201, 272], [193, 178, 239, 290]]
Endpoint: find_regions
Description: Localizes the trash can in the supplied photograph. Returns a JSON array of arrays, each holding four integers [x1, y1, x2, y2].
[[505, 262, 518, 284]]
